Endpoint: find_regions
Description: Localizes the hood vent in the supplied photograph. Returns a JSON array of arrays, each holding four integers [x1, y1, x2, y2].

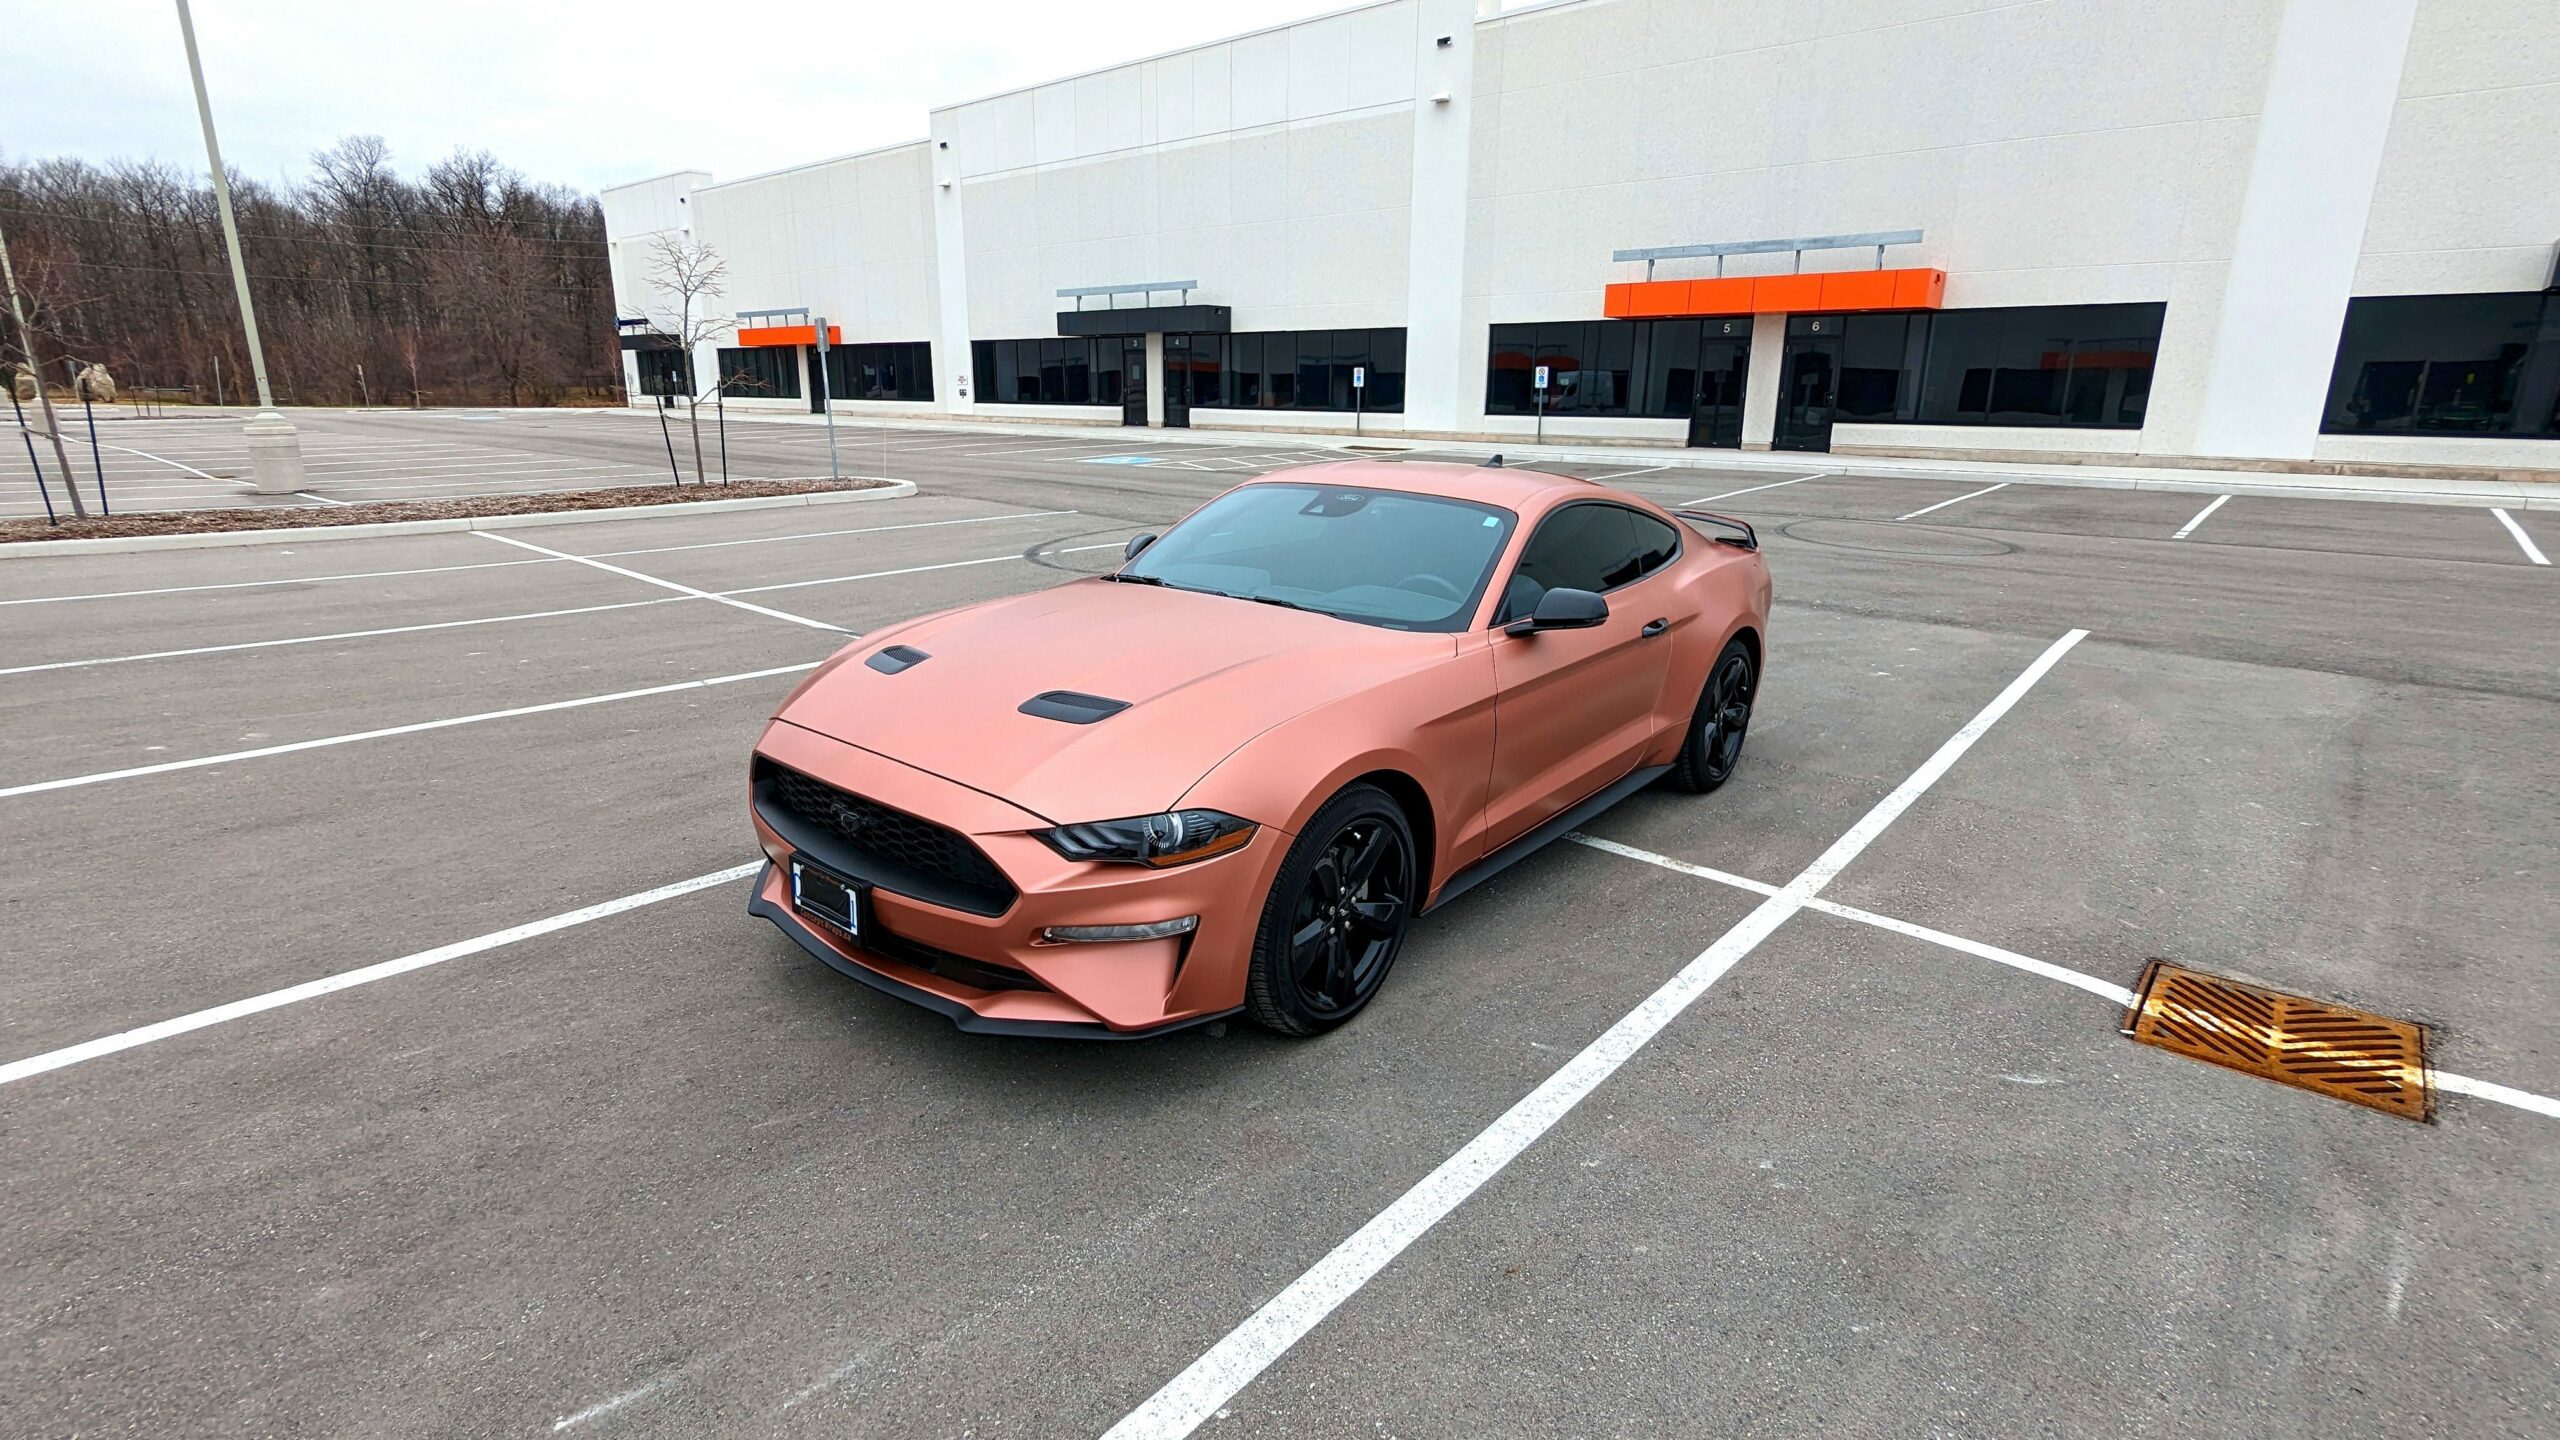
[[866, 645, 930, 675], [1019, 690, 1131, 725]]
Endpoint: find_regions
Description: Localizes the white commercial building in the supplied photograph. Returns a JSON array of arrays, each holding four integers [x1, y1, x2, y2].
[[603, 0, 2560, 473]]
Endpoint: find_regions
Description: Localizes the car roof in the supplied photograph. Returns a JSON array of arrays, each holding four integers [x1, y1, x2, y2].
[[1241, 459, 1610, 514]]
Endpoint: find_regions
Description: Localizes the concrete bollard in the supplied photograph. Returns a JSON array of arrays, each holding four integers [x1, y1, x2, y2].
[[243, 411, 306, 495]]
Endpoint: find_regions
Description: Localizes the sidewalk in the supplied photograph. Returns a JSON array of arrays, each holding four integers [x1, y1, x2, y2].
[[610, 405, 2560, 511]]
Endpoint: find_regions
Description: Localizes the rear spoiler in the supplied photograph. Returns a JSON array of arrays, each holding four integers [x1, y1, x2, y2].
[[1674, 509, 1758, 551]]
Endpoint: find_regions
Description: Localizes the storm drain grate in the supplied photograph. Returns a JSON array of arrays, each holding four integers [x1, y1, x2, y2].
[[2121, 961, 2433, 1121]]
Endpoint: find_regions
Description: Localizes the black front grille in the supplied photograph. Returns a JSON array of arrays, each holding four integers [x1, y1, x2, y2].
[[754, 758, 1019, 916], [867, 925, 1045, 992]]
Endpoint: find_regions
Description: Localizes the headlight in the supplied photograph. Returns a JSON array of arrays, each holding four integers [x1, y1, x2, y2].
[[1034, 809, 1258, 867]]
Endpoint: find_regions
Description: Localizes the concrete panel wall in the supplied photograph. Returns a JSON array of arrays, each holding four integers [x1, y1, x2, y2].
[[688, 143, 940, 346], [941, 1, 1422, 340]]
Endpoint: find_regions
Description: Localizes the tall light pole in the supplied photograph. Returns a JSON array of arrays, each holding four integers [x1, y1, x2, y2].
[[174, 0, 304, 496]]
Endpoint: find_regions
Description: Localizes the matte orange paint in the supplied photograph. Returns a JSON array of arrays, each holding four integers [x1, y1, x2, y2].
[[734, 324, 841, 347], [751, 461, 1773, 1034], [1602, 268, 1947, 319]]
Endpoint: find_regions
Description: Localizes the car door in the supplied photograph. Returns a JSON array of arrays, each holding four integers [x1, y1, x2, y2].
[[1482, 503, 1681, 851]]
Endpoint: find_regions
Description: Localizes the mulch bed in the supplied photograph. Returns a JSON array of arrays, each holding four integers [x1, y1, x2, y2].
[[1, 478, 896, 544]]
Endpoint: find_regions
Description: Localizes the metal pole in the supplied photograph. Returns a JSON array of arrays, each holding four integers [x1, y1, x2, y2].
[[715, 380, 728, 487], [815, 320, 839, 479], [175, 0, 303, 494], [356, 362, 367, 408], [0, 218, 86, 517], [72, 359, 108, 514], [212, 351, 222, 408], [7, 382, 59, 524], [655, 388, 682, 485]]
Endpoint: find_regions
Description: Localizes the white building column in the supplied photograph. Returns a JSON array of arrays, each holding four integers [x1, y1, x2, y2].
[[927, 111, 977, 415], [1399, 0, 1483, 434], [1144, 332, 1166, 426], [1739, 315, 1786, 450], [2184, 0, 2419, 460]]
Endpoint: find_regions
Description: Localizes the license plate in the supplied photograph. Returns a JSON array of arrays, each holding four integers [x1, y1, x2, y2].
[[790, 858, 865, 939]]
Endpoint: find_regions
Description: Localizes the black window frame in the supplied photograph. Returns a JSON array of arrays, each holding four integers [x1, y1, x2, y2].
[[2320, 291, 2560, 439], [970, 336, 1129, 407], [1486, 319, 1751, 419], [716, 345, 803, 400]]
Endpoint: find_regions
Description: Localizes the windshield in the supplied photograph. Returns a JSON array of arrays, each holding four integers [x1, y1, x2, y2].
[[1121, 484, 1517, 631]]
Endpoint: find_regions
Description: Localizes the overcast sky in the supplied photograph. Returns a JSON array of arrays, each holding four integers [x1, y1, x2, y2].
[[3, 0, 1356, 196]]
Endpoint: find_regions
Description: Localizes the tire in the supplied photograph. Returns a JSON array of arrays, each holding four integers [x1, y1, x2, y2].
[[1242, 783, 1419, 1036], [1666, 638, 1757, 794]]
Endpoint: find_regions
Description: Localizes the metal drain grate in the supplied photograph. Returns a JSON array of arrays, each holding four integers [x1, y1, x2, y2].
[[2121, 961, 2434, 1121]]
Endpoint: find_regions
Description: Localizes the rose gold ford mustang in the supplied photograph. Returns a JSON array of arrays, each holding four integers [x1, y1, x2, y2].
[[747, 460, 1771, 1038]]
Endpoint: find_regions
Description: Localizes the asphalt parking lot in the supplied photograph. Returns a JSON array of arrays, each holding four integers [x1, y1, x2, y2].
[[3, 431, 2555, 1437]]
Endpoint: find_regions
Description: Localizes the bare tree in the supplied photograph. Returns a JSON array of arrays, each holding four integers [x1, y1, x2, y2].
[[643, 232, 733, 485]]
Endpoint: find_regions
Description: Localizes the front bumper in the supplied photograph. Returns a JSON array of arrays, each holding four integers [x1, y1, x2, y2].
[[747, 720, 1285, 1037]]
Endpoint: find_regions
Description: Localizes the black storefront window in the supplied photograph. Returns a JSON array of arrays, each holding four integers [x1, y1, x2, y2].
[[1905, 303, 2163, 428], [1487, 319, 1750, 418], [717, 346, 802, 400], [1186, 328, 1404, 413], [2322, 292, 2560, 438], [969, 337, 1132, 406], [634, 348, 691, 397], [817, 341, 934, 402]]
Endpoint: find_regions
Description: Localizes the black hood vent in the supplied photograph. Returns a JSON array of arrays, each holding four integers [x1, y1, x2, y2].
[[1019, 690, 1131, 724], [866, 645, 930, 674]]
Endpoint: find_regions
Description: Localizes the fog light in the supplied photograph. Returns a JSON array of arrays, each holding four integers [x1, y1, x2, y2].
[[1040, 916, 1199, 944]]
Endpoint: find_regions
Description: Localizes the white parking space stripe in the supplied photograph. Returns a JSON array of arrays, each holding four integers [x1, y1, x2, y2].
[[2172, 494, 2229, 539], [0, 662, 819, 800], [1569, 835, 2560, 1120], [78, 438, 249, 486], [0, 597, 685, 677], [1896, 482, 2010, 522], [475, 532, 849, 633], [1100, 629, 2088, 1440], [0, 864, 762, 1088], [0, 509, 1076, 608], [723, 541, 1126, 597], [1580, 465, 1668, 484], [1681, 472, 1829, 505], [2491, 508, 2550, 565]]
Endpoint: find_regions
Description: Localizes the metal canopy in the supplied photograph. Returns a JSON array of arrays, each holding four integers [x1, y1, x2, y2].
[[735, 306, 812, 324], [1058, 280, 1201, 309], [1613, 230, 1924, 279]]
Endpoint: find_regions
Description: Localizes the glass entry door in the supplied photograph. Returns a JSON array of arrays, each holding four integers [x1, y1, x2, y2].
[[1121, 338, 1149, 426], [1161, 334, 1191, 428], [1686, 330, 1752, 448], [1776, 316, 1845, 452]]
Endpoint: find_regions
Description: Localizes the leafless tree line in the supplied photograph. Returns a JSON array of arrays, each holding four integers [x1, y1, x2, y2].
[[0, 137, 619, 408]]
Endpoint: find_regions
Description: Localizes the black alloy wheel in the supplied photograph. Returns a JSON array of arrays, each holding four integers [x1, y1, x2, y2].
[[1669, 639, 1757, 794], [1244, 783, 1417, 1035]]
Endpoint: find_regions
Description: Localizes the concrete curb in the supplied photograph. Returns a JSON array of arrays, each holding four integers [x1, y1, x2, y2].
[[0, 481, 915, 559]]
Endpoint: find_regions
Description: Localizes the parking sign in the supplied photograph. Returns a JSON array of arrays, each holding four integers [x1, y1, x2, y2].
[[1353, 366, 1366, 389], [1533, 365, 1550, 391]]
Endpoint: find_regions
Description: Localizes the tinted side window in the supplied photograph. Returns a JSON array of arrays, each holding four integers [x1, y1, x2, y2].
[[1502, 505, 1647, 620], [1629, 511, 1682, 577]]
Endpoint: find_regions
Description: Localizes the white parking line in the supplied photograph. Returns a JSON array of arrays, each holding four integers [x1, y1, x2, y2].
[[1681, 472, 1828, 505], [2172, 494, 2229, 539], [0, 509, 1078, 608], [1896, 482, 2010, 522], [2490, 508, 2549, 565], [1570, 834, 2560, 1121], [1580, 465, 1668, 484], [723, 541, 1126, 597], [1099, 629, 2088, 1440], [0, 662, 819, 800], [475, 532, 849, 633], [0, 863, 762, 1088], [0, 596, 685, 677]]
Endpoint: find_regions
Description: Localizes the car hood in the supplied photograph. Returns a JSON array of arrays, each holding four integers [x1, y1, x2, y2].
[[775, 578, 1456, 823]]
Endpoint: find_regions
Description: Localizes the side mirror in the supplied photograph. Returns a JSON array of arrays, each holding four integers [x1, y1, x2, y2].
[[1504, 587, 1608, 636], [1124, 533, 1158, 561]]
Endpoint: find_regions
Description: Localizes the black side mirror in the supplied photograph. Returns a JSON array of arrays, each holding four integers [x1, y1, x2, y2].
[[1504, 587, 1607, 636], [1124, 533, 1158, 561]]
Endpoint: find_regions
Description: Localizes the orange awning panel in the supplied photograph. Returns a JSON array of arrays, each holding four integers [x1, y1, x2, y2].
[[1603, 268, 1945, 319], [735, 324, 840, 347]]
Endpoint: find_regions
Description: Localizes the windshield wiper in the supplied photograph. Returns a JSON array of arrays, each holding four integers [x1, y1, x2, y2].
[[1099, 572, 1168, 586], [1245, 594, 1322, 614]]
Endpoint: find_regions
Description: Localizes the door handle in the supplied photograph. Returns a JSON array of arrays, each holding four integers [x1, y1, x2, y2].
[[1640, 618, 1670, 638]]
